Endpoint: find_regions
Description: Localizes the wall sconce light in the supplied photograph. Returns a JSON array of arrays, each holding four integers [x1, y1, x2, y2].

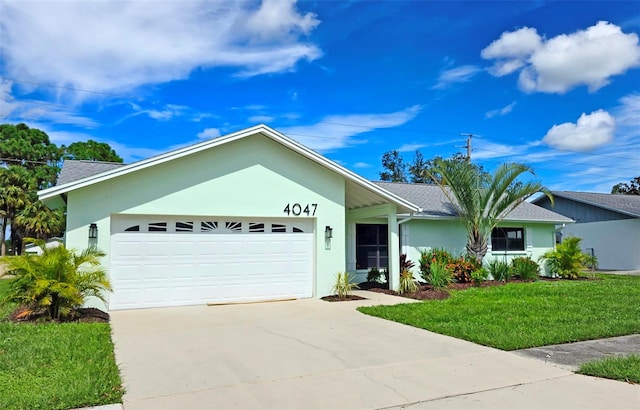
[[325, 226, 333, 239], [88, 223, 98, 240]]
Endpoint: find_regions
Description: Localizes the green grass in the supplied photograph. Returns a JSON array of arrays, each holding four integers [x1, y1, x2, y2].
[[0, 280, 124, 410], [578, 355, 640, 383], [358, 274, 640, 351]]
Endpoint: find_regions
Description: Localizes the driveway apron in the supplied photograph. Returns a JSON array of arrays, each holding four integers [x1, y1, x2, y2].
[[110, 294, 640, 409]]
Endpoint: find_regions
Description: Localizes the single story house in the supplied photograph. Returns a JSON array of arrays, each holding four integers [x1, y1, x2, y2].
[[533, 191, 640, 270], [39, 125, 571, 311]]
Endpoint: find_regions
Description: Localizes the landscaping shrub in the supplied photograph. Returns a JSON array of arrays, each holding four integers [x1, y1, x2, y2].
[[487, 259, 510, 282], [400, 253, 415, 271], [0, 239, 111, 320], [426, 260, 452, 290], [471, 267, 489, 285], [332, 272, 359, 298], [398, 268, 419, 294], [419, 248, 453, 282], [541, 237, 589, 279], [446, 255, 481, 283], [510, 256, 540, 281], [367, 267, 382, 283]]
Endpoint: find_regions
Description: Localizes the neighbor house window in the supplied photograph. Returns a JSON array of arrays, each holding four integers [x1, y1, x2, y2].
[[491, 227, 525, 251], [356, 224, 388, 269]]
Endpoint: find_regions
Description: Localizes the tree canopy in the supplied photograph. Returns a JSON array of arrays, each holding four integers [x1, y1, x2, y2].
[[611, 177, 640, 195], [0, 123, 123, 255], [379, 149, 486, 184], [62, 140, 123, 163]]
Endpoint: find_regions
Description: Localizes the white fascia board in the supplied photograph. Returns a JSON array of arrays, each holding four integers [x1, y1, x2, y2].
[[38, 124, 421, 213]]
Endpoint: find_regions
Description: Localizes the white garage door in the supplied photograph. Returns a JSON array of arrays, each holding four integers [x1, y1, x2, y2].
[[109, 217, 314, 310]]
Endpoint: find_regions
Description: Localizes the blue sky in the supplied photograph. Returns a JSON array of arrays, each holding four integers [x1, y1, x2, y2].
[[1, 0, 639, 193]]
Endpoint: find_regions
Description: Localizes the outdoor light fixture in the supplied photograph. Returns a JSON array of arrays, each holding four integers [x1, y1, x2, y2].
[[88, 223, 98, 240], [325, 226, 333, 239]]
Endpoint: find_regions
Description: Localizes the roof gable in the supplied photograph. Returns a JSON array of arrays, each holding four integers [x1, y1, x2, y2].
[[537, 191, 640, 218], [375, 181, 573, 223], [40, 125, 419, 213], [56, 160, 125, 185]]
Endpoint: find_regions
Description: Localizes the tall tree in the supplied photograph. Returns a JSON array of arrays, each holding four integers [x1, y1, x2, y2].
[[62, 140, 123, 163], [408, 151, 431, 183], [611, 177, 640, 195], [0, 166, 34, 255], [429, 159, 552, 262], [380, 150, 408, 182], [0, 123, 62, 189]]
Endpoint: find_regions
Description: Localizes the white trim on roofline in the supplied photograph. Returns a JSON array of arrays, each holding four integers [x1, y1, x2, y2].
[[400, 213, 574, 224], [39, 124, 420, 213]]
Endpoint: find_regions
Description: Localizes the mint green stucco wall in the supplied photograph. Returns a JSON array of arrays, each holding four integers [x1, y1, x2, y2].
[[65, 134, 347, 307]]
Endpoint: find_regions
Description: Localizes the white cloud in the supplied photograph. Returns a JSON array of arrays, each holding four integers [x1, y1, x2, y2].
[[197, 128, 221, 139], [247, 0, 319, 40], [0, 80, 99, 127], [542, 110, 616, 151], [248, 115, 275, 123], [432, 65, 482, 89], [482, 21, 640, 93], [485, 101, 516, 118], [280, 105, 423, 152], [397, 143, 427, 152], [615, 93, 640, 127], [352, 162, 371, 168], [0, 1, 321, 98]]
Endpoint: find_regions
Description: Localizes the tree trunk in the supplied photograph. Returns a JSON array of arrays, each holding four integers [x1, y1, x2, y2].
[[466, 234, 488, 263], [0, 217, 6, 256]]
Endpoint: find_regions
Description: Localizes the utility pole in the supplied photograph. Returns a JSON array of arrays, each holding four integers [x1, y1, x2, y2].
[[460, 133, 473, 162]]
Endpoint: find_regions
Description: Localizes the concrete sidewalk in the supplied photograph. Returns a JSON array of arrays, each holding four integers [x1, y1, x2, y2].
[[109, 291, 639, 409], [515, 334, 640, 370]]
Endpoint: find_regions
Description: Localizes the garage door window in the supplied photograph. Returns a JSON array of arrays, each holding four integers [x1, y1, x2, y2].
[[119, 218, 311, 234]]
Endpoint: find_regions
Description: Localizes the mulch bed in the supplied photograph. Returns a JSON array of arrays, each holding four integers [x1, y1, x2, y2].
[[7, 306, 110, 323], [321, 294, 367, 302], [358, 279, 542, 301]]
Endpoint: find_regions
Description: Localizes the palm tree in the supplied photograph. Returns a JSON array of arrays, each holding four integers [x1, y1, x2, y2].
[[429, 159, 553, 262], [0, 166, 34, 255], [1, 239, 111, 320], [14, 200, 65, 250]]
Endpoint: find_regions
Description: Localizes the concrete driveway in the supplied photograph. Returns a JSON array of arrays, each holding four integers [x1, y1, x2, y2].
[[110, 292, 639, 409]]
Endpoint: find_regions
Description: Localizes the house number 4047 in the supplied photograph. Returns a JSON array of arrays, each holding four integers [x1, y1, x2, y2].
[[284, 203, 317, 216]]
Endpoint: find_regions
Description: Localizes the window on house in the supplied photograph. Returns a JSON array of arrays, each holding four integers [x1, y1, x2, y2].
[[491, 227, 525, 251], [356, 224, 388, 269]]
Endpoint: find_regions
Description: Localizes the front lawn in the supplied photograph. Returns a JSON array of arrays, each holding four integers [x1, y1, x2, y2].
[[0, 281, 124, 410], [578, 355, 640, 384], [358, 274, 640, 351]]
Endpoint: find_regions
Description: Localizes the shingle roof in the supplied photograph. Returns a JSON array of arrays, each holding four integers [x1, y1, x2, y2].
[[547, 191, 640, 218], [57, 160, 126, 185], [374, 182, 573, 223]]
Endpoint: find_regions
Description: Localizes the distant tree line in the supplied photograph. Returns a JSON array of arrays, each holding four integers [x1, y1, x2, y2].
[[0, 123, 123, 255], [379, 150, 487, 183], [611, 177, 640, 195]]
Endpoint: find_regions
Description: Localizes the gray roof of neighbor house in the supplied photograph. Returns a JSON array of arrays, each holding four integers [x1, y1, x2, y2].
[[57, 160, 126, 185], [541, 191, 640, 218], [375, 182, 573, 223]]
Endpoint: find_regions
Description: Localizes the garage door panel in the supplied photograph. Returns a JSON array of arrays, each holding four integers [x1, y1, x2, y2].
[[110, 220, 314, 310]]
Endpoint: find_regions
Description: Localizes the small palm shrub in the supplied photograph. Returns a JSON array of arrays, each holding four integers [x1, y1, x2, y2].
[[446, 255, 481, 283], [419, 248, 453, 282], [398, 268, 419, 294], [427, 261, 452, 290], [367, 267, 382, 283], [471, 267, 489, 286], [541, 237, 589, 279], [1, 239, 111, 320], [487, 259, 510, 282], [510, 256, 540, 281], [332, 272, 359, 298]]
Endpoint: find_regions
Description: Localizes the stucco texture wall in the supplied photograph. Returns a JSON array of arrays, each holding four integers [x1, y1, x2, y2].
[[564, 219, 640, 270], [65, 134, 348, 305]]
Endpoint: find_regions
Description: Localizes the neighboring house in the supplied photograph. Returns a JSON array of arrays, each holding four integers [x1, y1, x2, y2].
[[24, 237, 64, 255], [533, 191, 640, 270], [39, 125, 570, 311]]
